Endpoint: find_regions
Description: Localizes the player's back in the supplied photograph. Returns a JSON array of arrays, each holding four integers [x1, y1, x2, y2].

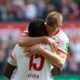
[[10, 44, 52, 80]]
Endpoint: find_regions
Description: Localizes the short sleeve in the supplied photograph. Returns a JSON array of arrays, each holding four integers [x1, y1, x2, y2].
[[8, 45, 18, 66], [57, 38, 69, 54]]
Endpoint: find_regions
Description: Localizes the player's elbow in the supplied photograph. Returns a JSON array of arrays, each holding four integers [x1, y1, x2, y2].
[[59, 61, 64, 68], [58, 53, 68, 68], [51, 59, 63, 68], [56, 60, 63, 68], [18, 37, 25, 47], [59, 58, 67, 68]]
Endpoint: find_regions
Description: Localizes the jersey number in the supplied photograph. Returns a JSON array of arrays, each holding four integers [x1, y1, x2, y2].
[[29, 54, 45, 71]]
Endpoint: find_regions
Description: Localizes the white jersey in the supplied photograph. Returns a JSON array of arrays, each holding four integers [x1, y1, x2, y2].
[[50, 28, 69, 71], [51, 29, 69, 54], [8, 28, 69, 80], [8, 44, 52, 80]]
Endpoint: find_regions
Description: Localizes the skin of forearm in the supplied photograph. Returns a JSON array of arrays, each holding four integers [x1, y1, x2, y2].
[[43, 53, 61, 68], [3, 63, 16, 79], [18, 36, 44, 47], [40, 48, 63, 68]]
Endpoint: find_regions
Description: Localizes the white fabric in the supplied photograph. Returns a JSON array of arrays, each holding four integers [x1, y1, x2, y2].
[[8, 44, 52, 80], [51, 29, 69, 53], [8, 29, 69, 80]]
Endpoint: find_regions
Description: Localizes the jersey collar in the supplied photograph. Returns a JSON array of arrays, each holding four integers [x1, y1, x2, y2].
[[52, 28, 60, 36]]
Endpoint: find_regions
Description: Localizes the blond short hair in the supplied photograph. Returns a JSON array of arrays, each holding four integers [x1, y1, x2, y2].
[[46, 11, 63, 27]]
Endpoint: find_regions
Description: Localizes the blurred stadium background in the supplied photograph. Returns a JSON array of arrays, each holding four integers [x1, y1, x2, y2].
[[0, 0, 80, 80]]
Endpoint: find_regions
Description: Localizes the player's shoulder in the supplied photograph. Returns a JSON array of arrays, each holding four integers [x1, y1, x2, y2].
[[52, 29, 69, 43], [14, 44, 20, 50], [59, 29, 69, 42], [13, 44, 24, 53]]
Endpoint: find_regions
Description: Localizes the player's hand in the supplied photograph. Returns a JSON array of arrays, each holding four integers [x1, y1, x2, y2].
[[24, 44, 42, 57], [43, 37, 58, 50]]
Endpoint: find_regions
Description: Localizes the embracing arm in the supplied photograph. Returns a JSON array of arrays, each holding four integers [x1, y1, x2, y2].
[[18, 32, 55, 47], [41, 37, 69, 68], [3, 63, 16, 79], [3, 45, 18, 79], [40, 48, 66, 68], [18, 36, 45, 47], [26, 45, 68, 68]]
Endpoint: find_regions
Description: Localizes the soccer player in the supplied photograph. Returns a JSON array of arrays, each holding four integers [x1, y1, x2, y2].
[[18, 11, 69, 71], [3, 19, 55, 80]]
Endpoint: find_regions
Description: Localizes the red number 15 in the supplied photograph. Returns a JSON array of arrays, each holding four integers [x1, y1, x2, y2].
[[29, 54, 45, 71]]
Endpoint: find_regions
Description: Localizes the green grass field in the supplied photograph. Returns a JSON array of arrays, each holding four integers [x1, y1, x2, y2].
[[0, 74, 80, 80]]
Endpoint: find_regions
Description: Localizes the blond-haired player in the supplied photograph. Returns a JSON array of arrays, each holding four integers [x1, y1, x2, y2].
[[18, 11, 69, 70]]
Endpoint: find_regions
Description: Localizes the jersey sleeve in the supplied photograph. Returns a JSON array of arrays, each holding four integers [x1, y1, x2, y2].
[[8, 45, 18, 66], [58, 30, 69, 54], [57, 39, 69, 54]]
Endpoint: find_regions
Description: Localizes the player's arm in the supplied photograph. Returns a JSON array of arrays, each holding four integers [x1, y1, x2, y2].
[[3, 63, 16, 79], [3, 45, 18, 79], [42, 37, 69, 68], [41, 46, 68, 68], [37, 47, 64, 68], [18, 36, 45, 47], [26, 40, 69, 68], [26, 45, 62, 68], [18, 31, 59, 47], [18, 34, 61, 48], [18, 32, 45, 47]]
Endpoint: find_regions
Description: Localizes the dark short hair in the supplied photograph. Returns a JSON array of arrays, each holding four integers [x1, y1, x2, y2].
[[28, 19, 48, 37]]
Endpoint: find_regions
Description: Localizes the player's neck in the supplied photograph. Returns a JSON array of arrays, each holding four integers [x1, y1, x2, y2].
[[49, 28, 60, 36]]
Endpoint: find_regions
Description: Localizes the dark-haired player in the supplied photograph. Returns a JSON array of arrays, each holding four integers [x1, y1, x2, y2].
[[3, 19, 55, 80]]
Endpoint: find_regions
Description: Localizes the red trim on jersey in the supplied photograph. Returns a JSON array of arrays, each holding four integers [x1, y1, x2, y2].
[[10, 54, 14, 60], [52, 28, 60, 36], [57, 48, 67, 55], [56, 42, 60, 44]]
